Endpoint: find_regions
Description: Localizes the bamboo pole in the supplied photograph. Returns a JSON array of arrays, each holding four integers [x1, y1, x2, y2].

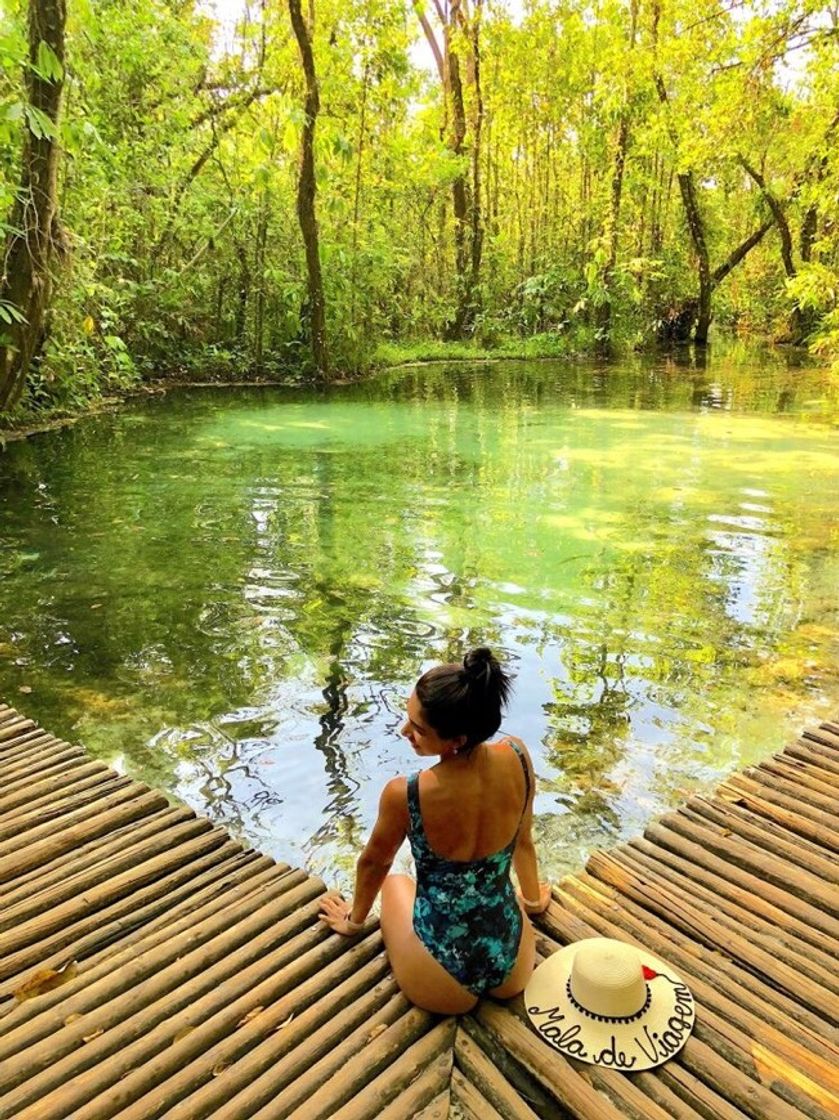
[[549, 880, 839, 1062], [0, 787, 168, 883], [660, 809, 838, 913], [0, 826, 238, 990], [655, 1063, 750, 1120], [328, 1025, 456, 1120], [401, 1086, 450, 1120], [71, 927, 382, 1120], [0, 744, 83, 782], [280, 1013, 449, 1120], [0, 773, 134, 831], [0, 821, 228, 965], [739, 766, 838, 817], [763, 756, 839, 800], [784, 741, 839, 776], [476, 1002, 627, 1120], [162, 945, 394, 1120], [1, 889, 328, 1117], [454, 1025, 551, 1119], [0, 718, 36, 744], [451, 1069, 507, 1120], [0, 806, 193, 906], [625, 834, 833, 955], [0, 731, 60, 763], [685, 797, 839, 884], [0, 760, 116, 817], [586, 850, 839, 1015], [611, 843, 838, 978], [0, 859, 285, 1050], [371, 1058, 451, 1120], [0, 811, 212, 932], [644, 819, 839, 934]]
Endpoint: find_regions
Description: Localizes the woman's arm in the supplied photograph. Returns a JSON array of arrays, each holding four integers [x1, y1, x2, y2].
[[319, 776, 408, 935], [512, 741, 551, 915]]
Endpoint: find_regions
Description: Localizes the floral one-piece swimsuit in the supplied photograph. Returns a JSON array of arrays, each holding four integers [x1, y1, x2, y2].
[[407, 739, 531, 996]]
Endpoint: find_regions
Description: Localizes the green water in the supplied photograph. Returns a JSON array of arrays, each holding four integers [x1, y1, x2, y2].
[[1, 350, 837, 887]]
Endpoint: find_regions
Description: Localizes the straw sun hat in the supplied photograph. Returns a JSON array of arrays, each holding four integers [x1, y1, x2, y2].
[[524, 938, 696, 1071]]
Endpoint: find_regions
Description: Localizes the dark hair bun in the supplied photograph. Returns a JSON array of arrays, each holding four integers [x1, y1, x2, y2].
[[463, 646, 494, 681], [462, 647, 512, 705]]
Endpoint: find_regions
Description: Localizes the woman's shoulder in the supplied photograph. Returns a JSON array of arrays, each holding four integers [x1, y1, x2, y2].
[[377, 775, 410, 828]]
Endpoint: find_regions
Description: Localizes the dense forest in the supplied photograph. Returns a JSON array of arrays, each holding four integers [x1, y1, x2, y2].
[[0, 0, 837, 413]]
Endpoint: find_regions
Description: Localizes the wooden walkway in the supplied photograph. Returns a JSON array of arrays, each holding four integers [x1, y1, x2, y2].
[[0, 702, 837, 1120]]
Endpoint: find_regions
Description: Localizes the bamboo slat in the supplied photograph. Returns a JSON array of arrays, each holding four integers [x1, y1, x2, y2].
[[0, 871, 315, 1093], [684, 796, 839, 884], [453, 1028, 541, 1120], [162, 945, 394, 1120], [368, 1054, 452, 1120], [327, 1022, 456, 1120], [549, 880, 839, 1061], [611, 842, 838, 978], [258, 1005, 433, 1120], [451, 1068, 508, 1120]]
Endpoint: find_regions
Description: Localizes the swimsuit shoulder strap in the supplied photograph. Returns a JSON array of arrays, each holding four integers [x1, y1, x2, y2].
[[406, 771, 425, 837], [505, 738, 532, 815]]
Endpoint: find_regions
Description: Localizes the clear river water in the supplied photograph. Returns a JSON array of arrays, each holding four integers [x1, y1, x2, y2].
[[1, 347, 837, 889]]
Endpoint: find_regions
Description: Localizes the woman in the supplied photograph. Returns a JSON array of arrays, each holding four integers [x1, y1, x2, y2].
[[319, 647, 550, 1014]]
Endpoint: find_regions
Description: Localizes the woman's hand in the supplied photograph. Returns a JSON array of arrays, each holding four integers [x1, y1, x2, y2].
[[318, 893, 364, 936], [518, 882, 551, 916]]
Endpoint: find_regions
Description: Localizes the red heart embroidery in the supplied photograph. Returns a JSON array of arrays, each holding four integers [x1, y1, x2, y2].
[[642, 965, 658, 980]]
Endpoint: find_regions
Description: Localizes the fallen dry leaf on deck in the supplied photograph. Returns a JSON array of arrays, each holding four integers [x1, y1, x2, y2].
[[237, 1006, 264, 1027], [212, 1061, 230, 1077], [366, 1024, 388, 1043], [82, 1028, 104, 1043], [14, 961, 79, 1002], [273, 1013, 295, 1032]]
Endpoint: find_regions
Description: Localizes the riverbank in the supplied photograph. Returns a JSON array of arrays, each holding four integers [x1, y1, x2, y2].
[[0, 332, 586, 445], [0, 332, 827, 447]]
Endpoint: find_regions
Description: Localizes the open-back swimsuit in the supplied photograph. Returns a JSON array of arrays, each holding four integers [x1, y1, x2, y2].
[[407, 740, 531, 996]]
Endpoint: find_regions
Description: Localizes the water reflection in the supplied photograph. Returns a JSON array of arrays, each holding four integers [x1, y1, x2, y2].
[[0, 352, 837, 885]]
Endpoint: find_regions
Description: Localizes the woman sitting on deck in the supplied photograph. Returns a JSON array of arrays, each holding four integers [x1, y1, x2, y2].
[[319, 647, 550, 1014]]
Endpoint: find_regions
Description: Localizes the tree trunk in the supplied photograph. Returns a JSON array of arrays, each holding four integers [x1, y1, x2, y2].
[[288, 0, 328, 378], [738, 156, 803, 341], [653, 64, 711, 345], [0, 0, 67, 413], [254, 202, 268, 373], [415, 0, 482, 341], [596, 0, 638, 351]]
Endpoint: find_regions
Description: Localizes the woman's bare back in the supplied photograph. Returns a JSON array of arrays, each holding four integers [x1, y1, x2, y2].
[[414, 737, 530, 861]]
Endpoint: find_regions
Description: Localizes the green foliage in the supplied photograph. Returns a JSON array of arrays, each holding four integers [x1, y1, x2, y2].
[[0, 0, 836, 419]]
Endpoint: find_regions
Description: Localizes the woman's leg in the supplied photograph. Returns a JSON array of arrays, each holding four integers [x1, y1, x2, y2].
[[486, 903, 536, 1000], [379, 875, 478, 1015]]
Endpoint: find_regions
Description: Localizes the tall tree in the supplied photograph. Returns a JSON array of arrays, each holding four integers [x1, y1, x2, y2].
[[288, 0, 328, 377], [415, 0, 483, 339], [595, 0, 639, 352], [0, 0, 67, 412]]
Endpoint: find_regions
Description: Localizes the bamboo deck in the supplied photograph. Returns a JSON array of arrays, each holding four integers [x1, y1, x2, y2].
[[0, 702, 837, 1120]]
